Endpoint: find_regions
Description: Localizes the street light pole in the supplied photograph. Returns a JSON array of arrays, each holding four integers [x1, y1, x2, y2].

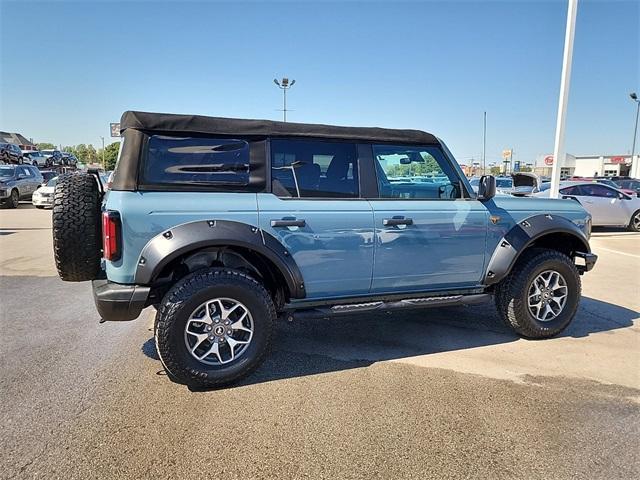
[[482, 111, 486, 174], [100, 136, 105, 169], [274, 77, 295, 122], [630, 93, 640, 178]]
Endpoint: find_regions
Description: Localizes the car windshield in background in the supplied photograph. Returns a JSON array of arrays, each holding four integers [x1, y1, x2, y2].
[[496, 179, 513, 188], [0, 166, 16, 177], [469, 178, 480, 186], [47, 177, 58, 187]]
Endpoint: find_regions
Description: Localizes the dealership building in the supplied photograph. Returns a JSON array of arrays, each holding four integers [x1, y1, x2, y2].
[[535, 153, 639, 178]]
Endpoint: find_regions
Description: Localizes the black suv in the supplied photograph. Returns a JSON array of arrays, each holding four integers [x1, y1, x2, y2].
[[0, 143, 23, 164]]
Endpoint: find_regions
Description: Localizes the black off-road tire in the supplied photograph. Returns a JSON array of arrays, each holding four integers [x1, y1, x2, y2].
[[495, 248, 581, 339], [52, 173, 102, 282], [155, 268, 275, 388]]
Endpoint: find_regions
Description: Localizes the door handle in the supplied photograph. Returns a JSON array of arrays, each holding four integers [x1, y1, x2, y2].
[[383, 217, 414, 227], [271, 218, 306, 228]]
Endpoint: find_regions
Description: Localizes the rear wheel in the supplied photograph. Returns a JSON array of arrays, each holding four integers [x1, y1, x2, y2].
[[52, 173, 102, 281], [628, 210, 640, 232], [495, 248, 581, 339], [155, 268, 275, 388]]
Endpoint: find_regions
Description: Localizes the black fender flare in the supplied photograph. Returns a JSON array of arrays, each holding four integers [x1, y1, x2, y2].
[[483, 214, 590, 286], [134, 220, 306, 298]]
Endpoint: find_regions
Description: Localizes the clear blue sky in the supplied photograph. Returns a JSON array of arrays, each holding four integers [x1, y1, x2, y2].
[[1, 0, 638, 165]]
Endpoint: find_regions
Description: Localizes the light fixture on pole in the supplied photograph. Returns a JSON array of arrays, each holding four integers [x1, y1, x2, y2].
[[274, 77, 295, 122], [630, 92, 640, 178]]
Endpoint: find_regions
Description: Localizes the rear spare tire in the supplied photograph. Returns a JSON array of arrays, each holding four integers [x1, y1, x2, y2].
[[52, 173, 102, 281]]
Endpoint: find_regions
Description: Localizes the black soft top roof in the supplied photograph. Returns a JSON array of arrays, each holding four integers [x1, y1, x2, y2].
[[120, 111, 439, 145]]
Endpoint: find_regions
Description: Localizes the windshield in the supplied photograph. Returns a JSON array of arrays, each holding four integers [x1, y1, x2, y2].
[[0, 166, 16, 177], [46, 177, 58, 187], [469, 178, 480, 186], [496, 179, 513, 188]]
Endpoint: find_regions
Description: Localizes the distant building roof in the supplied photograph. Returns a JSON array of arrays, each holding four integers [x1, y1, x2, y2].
[[0, 131, 34, 146]]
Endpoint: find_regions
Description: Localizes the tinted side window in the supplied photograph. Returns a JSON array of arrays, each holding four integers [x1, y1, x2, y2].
[[143, 135, 250, 186], [559, 186, 581, 195], [270, 139, 359, 198], [373, 145, 461, 199], [580, 184, 617, 198]]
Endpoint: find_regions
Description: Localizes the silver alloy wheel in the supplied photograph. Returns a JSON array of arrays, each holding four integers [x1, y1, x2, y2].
[[527, 270, 568, 322], [184, 297, 254, 366], [633, 212, 640, 231]]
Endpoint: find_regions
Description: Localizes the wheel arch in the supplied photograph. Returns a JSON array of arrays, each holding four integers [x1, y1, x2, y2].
[[135, 220, 306, 301], [484, 214, 590, 286]]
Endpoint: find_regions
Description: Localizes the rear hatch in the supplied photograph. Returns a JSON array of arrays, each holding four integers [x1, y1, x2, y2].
[[511, 172, 540, 197]]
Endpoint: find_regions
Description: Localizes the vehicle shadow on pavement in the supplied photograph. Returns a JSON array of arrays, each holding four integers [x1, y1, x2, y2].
[[140, 296, 637, 390]]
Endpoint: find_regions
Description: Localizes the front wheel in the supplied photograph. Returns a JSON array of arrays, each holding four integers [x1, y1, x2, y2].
[[628, 210, 640, 232], [7, 189, 19, 209], [155, 268, 275, 388], [495, 248, 581, 339]]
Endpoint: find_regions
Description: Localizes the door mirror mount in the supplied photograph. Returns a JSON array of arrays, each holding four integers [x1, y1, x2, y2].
[[477, 175, 496, 201]]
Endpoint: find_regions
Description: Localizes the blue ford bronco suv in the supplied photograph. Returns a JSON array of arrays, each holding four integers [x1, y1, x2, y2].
[[52, 111, 597, 388]]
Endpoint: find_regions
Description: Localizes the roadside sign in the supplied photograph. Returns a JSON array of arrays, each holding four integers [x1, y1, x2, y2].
[[502, 149, 512, 159], [544, 155, 554, 166], [609, 156, 625, 164], [110, 123, 121, 137]]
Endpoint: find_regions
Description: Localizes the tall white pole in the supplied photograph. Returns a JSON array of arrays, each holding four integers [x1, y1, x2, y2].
[[482, 111, 486, 174], [550, 0, 578, 199]]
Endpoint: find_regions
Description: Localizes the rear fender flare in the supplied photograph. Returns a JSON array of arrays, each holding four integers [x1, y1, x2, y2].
[[134, 220, 305, 298], [483, 214, 590, 285]]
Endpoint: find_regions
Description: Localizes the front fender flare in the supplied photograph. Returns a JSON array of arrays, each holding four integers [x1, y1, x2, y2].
[[483, 214, 590, 286], [134, 220, 305, 298]]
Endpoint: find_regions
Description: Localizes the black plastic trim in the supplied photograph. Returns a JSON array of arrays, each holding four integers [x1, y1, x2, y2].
[[483, 214, 592, 286], [134, 220, 305, 298], [92, 279, 150, 321]]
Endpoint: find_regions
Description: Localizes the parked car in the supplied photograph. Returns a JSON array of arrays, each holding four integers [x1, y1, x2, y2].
[[0, 164, 44, 208], [510, 172, 542, 196], [32, 176, 57, 209], [51, 110, 597, 388], [536, 181, 640, 231], [38, 170, 58, 185], [22, 150, 51, 167], [609, 177, 640, 197], [40, 149, 63, 165], [61, 152, 78, 166], [0, 143, 24, 164]]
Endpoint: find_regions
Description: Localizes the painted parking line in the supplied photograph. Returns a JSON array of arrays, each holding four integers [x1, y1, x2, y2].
[[594, 246, 640, 259]]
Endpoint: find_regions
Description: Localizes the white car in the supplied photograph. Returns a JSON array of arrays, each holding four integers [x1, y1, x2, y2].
[[32, 176, 57, 209], [22, 150, 50, 167], [536, 181, 640, 231]]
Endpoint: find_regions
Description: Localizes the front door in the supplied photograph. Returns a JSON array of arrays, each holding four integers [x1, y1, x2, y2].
[[257, 138, 374, 299], [575, 184, 628, 225], [368, 144, 488, 292]]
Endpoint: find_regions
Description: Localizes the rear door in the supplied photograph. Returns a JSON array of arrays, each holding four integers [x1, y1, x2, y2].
[[257, 139, 374, 299], [368, 144, 488, 292]]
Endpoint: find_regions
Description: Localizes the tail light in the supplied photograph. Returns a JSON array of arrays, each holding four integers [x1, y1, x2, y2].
[[102, 211, 121, 261]]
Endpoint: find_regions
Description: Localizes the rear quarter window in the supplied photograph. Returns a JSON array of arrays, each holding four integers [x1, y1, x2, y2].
[[142, 135, 250, 187]]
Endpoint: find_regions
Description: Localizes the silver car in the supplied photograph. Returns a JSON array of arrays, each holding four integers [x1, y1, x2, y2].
[[0, 164, 44, 208], [22, 150, 50, 167], [536, 181, 640, 231]]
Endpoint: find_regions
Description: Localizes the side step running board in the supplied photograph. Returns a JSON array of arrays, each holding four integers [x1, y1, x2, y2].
[[289, 294, 490, 320]]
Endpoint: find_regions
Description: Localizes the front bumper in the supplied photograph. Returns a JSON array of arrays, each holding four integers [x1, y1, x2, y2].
[[32, 195, 53, 207], [575, 251, 597, 273], [92, 279, 150, 321]]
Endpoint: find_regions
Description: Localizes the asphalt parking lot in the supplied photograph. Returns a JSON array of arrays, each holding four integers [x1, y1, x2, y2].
[[1, 204, 638, 479]]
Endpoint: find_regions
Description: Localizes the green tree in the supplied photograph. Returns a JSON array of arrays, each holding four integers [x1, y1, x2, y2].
[[37, 142, 56, 150], [490, 166, 502, 175], [99, 142, 120, 170]]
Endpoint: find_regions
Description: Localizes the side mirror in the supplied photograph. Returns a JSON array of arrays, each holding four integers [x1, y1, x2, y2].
[[477, 175, 496, 201]]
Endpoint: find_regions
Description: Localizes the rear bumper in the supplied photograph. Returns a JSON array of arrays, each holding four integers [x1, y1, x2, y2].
[[92, 279, 150, 321], [575, 251, 597, 273]]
